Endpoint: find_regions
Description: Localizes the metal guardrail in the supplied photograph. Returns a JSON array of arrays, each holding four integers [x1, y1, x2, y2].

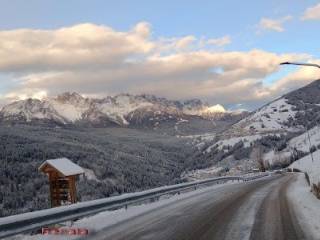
[[0, 173, 270, 239], [243, 173, 270, 181]]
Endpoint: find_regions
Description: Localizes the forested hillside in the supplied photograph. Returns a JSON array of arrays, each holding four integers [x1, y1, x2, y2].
[[0, 124, 206, 217]]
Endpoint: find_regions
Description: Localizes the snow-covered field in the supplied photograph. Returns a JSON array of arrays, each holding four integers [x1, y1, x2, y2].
[[289, 126, 320, 152], [205, 134, 262, 153], [260, 125, 320, 169]]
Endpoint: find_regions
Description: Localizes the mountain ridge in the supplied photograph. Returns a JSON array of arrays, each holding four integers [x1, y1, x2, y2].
[[0, 92, 247, 129]]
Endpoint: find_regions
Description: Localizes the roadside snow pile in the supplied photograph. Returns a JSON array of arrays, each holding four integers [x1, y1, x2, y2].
[[289, 126, 320, 152], [290, 150, 320, 184], [288, 174, 320, 240]]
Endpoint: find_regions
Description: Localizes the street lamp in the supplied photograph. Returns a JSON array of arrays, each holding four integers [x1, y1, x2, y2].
[[280, 62, 320, 69], [280, 61, 320, 163]]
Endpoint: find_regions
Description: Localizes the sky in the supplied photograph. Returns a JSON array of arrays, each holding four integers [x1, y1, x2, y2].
[[0, 0, 320, 110]]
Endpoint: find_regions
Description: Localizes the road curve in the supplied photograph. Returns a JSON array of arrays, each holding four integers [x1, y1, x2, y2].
[[86, 174, 305, 240]]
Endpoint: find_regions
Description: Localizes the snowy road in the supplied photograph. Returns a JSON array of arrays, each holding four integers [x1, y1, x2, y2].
[[85, 174, 304, 240]]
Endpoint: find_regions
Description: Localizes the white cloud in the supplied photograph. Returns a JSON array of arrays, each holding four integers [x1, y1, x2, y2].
[[207, 36, 231, 47], [175, 35, 196, 50], [302, 3, 320, 20], [153, 35, 198, 54], [132, 21, 152, 38], [0, 23, 154, 73], [257, 15, 292, 33], [4, 89, 48, 101], [0, 22, 314, 110]]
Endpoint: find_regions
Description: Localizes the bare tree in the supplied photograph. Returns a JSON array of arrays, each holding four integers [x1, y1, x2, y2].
[[251, 147, 265, 172]]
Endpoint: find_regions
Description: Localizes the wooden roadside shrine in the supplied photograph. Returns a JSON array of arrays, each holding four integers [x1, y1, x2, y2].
[[39, 158, 84, 207]]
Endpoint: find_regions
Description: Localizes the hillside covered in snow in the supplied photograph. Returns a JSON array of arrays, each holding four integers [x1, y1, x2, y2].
[[188, 79, 320, 175]]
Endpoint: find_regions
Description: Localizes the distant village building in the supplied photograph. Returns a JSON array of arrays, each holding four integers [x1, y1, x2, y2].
[[39, 158, 84, 207]]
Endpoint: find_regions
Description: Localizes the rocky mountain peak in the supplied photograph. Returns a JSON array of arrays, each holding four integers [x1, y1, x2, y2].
[[55, 92, 86, 104]]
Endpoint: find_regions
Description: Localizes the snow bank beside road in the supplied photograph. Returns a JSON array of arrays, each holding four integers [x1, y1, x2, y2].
[[288, 174, 320, 240]]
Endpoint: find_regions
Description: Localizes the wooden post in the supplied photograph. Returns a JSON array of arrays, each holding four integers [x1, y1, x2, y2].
[[48, 172, 54, 207], [68, 176, 77, 204]]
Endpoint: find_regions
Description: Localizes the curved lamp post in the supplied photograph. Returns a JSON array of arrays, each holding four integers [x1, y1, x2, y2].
[[280, 62, 320, 69]]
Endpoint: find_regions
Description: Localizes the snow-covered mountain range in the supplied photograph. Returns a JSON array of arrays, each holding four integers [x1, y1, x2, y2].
[[0, 92, 245, 128]]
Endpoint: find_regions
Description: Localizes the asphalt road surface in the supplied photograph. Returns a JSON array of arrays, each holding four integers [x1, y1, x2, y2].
[[87, 174, 306, 240]]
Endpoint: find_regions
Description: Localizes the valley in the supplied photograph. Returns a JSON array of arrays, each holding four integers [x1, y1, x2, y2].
[[2, 80, 320, 218]]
